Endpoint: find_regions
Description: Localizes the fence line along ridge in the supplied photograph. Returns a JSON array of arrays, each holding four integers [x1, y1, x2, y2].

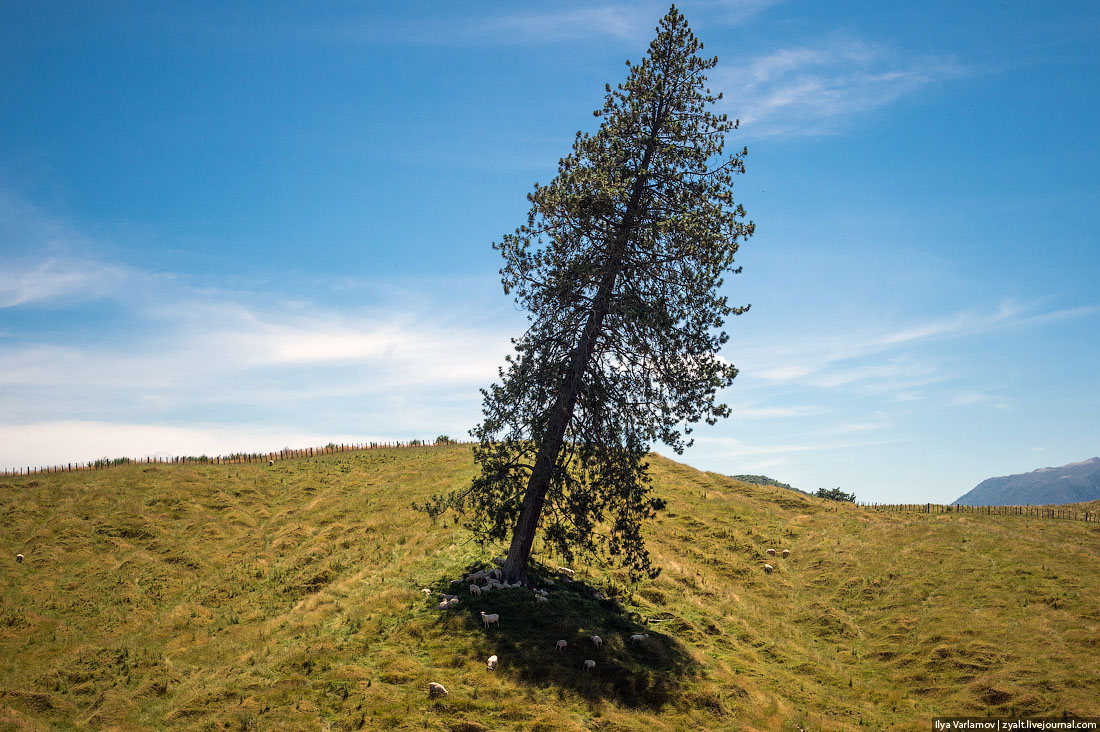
[[859, 501, 1099, 523], [0, 439, 474, 477]]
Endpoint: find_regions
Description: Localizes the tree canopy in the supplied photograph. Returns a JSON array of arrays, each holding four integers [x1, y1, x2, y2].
[[417, 5, 753, 583]]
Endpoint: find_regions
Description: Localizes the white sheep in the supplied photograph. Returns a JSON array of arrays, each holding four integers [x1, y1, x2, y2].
[[782, 549, 791, 558], [438, 600, 449, 609], [450, 578, 463, 586], [421, 588, 433, 595], [583, 659, 595, 671], [591, 635, 603, 649], [555, 639, 568, 652], [490, 568, 502, 580], [428, 681, 448, 698], [447, 597, 461, 608], [543, 578, 556, 587], [468, 570, 488, 582], [492, 555, 506, 566], [15, 553, 23, 564], [481, 611, 499, 628], [268, 459, 274, 466], [486, 654, 498, 671], [469, 584, 482, 597], [764, 563, 774, 574], [535, 588, 549, 596], [535, 594, 549, 604], [766, 548, 777, 557], [629, 633, 649, 642], [557, 567, 575, 580]]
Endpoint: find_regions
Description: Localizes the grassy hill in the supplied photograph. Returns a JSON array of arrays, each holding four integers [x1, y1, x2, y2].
[[2, 445, 1099, 731]]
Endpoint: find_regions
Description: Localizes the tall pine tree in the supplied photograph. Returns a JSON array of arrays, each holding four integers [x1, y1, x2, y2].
[[418, 6, 753, 583]]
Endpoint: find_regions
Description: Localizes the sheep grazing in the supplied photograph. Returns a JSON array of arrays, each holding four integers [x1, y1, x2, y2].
[[782, 549, 791, 558], [268, 459, 274, 466], [15, 553, 23, 564], [764, 563, 774, 574], [492, 555, 506, 566], [543, 578, 556, 587], [535, 594, 549, 604], [766, 548, 777, 557], [437, 600, 449, 610], [480, 611, 499, 629], [583, 659, 596, 671], [421, 588, 433, 595], [557, 567, 575, 580], [428, 681, 448, 698], [469, 584, 482, 597], [490, 568, 502, 580], [450, 578, 463, 586], [591, 635, 603, 649], [447, 597, 460, 608], [486, 654, 498, 671], [555, 639, 568, 652], [629, 633, 649, 642]]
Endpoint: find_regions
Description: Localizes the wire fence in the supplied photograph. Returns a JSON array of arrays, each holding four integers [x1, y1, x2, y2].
[[859, 501, 1100, 523], [0, 439, 477, 477]]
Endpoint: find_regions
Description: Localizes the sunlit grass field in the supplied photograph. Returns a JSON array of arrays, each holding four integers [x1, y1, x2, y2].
[[2, 444, 1098, 730]]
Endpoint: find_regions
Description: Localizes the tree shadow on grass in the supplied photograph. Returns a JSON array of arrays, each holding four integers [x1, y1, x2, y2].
[[427, 561, 698, 711]]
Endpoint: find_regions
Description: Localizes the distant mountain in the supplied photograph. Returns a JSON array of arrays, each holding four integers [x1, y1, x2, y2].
[[954, 457, 1100, 506]]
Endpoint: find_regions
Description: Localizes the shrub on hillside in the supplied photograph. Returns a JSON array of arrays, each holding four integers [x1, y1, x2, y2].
[[816, 487, 856, 502]]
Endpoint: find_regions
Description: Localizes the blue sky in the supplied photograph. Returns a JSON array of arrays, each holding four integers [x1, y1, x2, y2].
[[2, 1, 1098, 503]]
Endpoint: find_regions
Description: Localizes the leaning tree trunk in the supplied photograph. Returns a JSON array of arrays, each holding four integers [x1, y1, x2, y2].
[[500, 271, 614, 584], [500, 137, 659, 584]]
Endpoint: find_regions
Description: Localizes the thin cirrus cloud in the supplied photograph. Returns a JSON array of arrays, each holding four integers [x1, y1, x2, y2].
[[717, 36, 966, 137], [738, 300, 1095, 398], [309, 1, 782, 47], [478, 0, 785, 43], [0, 257, 137, 309]]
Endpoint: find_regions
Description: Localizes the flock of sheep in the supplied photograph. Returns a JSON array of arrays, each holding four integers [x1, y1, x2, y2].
[[419, 548, 790, 700], [763, 547, 791, 574], [421, 561, 651, 698]]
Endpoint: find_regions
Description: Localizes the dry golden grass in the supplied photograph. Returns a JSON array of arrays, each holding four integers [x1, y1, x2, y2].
[[1, 445, 1098, 730]]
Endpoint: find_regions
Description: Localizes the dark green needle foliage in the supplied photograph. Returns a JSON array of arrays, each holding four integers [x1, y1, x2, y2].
[[417, 6, 754, 582]]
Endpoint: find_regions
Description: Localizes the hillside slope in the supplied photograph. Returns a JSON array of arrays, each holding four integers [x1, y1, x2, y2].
[[2, 445, 1099, 731], [955, 457, 1100, 506]]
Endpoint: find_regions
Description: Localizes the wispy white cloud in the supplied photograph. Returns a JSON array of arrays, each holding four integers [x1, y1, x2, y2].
[[729, 404, 824, 420], [305, 1, 781, 49], [948, 391, 1010, 410], [0, 257, 137, 308], [717, 36, 965, 137], [0, 420, 393, 469], [481, 6, 653, 43], [308, 4, 658, 47], [692, 433, 903, 458], [740, 300, 1091, 396]]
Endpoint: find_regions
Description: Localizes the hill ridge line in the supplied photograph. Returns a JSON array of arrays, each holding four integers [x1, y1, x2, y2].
[[0, 438, 475, 477]]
